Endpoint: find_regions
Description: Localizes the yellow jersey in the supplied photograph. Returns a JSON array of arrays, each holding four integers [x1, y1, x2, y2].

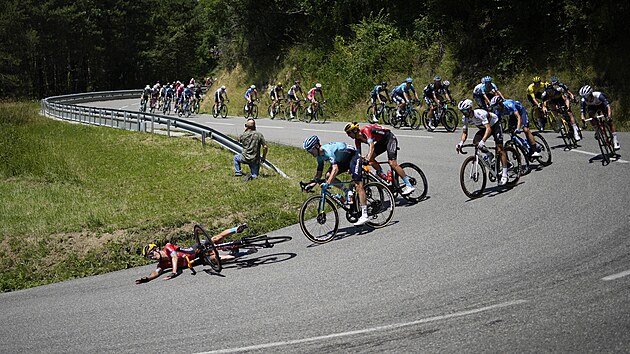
[[527, 82, 548, 99]]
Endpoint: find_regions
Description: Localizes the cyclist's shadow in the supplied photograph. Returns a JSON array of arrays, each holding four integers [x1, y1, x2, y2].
[[201, 252, 297, 277], [306, 220, 400, 247]]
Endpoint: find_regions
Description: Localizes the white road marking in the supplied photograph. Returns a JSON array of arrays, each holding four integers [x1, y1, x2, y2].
[[256, 125, 285, 129], [571, 149, 629, 163], [301, 128, 433, 138], [396, 133, 434, 139], [196, 300, 528, 354], [204, 122, 235, 126], [602, 269, 630, 281]]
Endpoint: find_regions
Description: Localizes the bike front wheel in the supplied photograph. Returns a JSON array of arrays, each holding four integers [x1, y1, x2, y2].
[[299, 196, 339, 244], [194, 224, 222, 273], [443, 108, 458, 132], [363, 182, 395, 228], [532, 132, 552, 166], [394, 162, 428, 203], [240, 235, 292, 248], [460, 156, 487, 199]]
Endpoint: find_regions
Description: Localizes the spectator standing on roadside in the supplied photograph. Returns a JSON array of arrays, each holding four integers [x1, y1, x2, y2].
[[234, 119, 268, 180]]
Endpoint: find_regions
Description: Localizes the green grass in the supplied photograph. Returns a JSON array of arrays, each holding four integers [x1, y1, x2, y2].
[[0, 101, 315, 292]]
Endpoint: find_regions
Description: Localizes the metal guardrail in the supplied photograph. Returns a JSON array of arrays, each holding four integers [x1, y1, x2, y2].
[[40, 90, 288, 178]]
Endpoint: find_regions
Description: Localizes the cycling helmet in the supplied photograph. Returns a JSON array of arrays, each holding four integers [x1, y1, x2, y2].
[[550, 76, 559, 84], [250, 85, 256, 89], [315, 83, 322, 89], [443, 80, 450, 87], [294, 80, 300, 84], [380, 81, 387, 87], [303, 135, 320, 151], [532, 76, 541, 83], [433, 75, 442, 81], [145, 85, 150, 90], [277, 82, 282, 86], [490, 95, 503, 107], [458, 99, 473, 111], [220, 85, 226, 90], [482, 76, 493, 83], [579, 85, 593, 97], [405, 77, 413, 83], [344, 122, 360, 133], [142, 244, 158, 259]]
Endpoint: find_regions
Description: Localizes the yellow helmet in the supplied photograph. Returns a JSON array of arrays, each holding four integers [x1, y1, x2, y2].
[[277, 82, 282, 86], [344, 122, 360, 133], [532, 76, 541, 83], [142, 243, 158, 258]]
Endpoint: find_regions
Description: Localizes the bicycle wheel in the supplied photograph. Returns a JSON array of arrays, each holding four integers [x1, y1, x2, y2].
[[409, 109, 419, 129], [299, 195, 339, 244], [598, 124, 615, 164], [532, 132, 552, 166], [363, 181, 395, 228], [443, 108, 458, 132], [268, 105, 274, 119], [194, 224, 222, 273], [239, 235, 292, 248], [530, 107, 542, 131], [277, 104, 286, 120], [506, 141, 530, 176], [318, 105, 327, 123], [382, 107, 391, 125], [391, 113, 403, 129], [503, 146, 521, 187], [421, 110, 429, 130], [460, 156, 487, 199], [297, 106, 306, 122], [220, 104, 228, 118], [558, 122, 572, 150], [366, 106, 376, 123], [253, 105, 259, 119], [394, 162, 428, 203]]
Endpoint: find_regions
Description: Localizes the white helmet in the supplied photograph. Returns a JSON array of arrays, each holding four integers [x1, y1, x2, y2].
[[579, 85, 593, 97], [145, 85, 150, 90], [442, 80, 450, 87], [458, 99, 473, 111], [315, 83, 322, 89], [221, 85, 226, 90], [490, 95, 503, 107], [251, 85, 256, 89]]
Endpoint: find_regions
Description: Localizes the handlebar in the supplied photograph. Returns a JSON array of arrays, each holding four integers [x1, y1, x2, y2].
[[456, 143, 476, 155], [299, 179, 325, 192]]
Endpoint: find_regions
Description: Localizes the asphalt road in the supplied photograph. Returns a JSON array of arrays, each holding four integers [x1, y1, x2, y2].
[[2, 99, 629, 353]]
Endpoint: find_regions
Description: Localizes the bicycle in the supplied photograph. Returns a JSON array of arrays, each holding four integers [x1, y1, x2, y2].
[[421, 101, 458, 132], [178, 98, 192, 118], [149, 96, 157, 114], [390, 100, 419, 129], [298, 179, 395, 244], [304, 100, 328, 123], [554, 104, 581, 150], [366, 101, 392, 125], [361, 159, 428, 203], [139, 97, 148, 112], [457, 143, 521, 199], [162, 97, 172, 115], [585, 114, 618, 165], [504, 128, 552, 175], [267, 99, 285, 120], [192, 96, 202, 114], [189, 224, 291, 274], [529, 104, 559, 132], [244, 100, 259, 119], [213, 100, 228, 118]]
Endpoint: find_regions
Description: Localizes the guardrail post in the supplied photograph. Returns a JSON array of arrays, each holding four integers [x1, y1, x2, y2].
[[124, 112, 127, 130], [111, 110, 114, 128], [201, 131, 206, 145], [151, 115, 154, 134], [167, 119, 171, 137], [99, 109, 103, 126]]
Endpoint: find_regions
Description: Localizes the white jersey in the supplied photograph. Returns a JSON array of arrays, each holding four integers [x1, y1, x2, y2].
[[462, 109, 499, 129], [473, 83, 484, 95]]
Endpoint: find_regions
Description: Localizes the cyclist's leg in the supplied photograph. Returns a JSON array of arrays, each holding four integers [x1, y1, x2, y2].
[[350, 155, 369, 225]]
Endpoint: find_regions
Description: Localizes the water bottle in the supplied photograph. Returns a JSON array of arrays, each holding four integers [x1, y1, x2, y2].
[[346, 190, 354, 204], [387, 171, 393, 182]]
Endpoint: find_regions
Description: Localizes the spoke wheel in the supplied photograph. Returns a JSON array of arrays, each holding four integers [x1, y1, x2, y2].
[[193, 224, 222, 273], [460, 156, 487, 199], [394, 162, 428, 203], [444, 108, 458, 132], [299, 196, 339, 244], [532, 132, 552, 166], [240, 235, 292, 248], [503, 146, 521, 187], [363, 182, 395, 228]]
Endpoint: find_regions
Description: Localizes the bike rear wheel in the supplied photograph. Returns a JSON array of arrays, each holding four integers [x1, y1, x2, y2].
[[194, 224, 222, 273], [409, 109, 419, 129], [597, 124, 615, 165], [506, 141, 530, 176], [532, 132, 552, 166], [299, 195, 339, 244], [394, 162, 428, 203], [460, 156, 487, 199], [240, 235, 292, 248], [503, 146, 521, 187], [363, 182, 395, 228]]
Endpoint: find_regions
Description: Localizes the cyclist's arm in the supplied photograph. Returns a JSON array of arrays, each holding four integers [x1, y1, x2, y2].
[[496, 90, 505, 100], [514, 111, 523, 131], [135, 269, 162, 284], [480, 123, 492, 144], [327, 164, 339, 185], [365, 141, 377, 162]]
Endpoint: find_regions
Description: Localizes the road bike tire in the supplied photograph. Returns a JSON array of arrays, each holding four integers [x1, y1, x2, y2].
[[297, 106, 306, 122], [421, 110, 429, 130], [409, 109, 420, 129], [382, 107, 391, 125], [239, 235, 292, 248], [363, 181, 395, 228], [460, 155, 487, 198], [366, 106, 376, 123], [284, 106, 292, 120], [532, 132, 552, 166], [558, 122, 572, 150], [318, 106, 327, 123], [220, 105, 228, 118], [444, 108, 458, 132], [277, 105, 286, 120], [299, 195, 339, 244], [391, 114, 403, 129], [253, 105, 259, 119], [194, 224, 222, 273], [598, 124, 615, 165], [506, 141, 530, 176], [596, 127, 611, 165], [267, 104, 275, 119], [503, 146, 521, 187], [394, 162, 428, 203]]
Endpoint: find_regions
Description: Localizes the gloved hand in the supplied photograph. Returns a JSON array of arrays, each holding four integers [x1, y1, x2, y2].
[[456, 141, 464, 153], [477, 140, 486, 150], [321, 182, 329, 190], [515, 128, 522, 134]]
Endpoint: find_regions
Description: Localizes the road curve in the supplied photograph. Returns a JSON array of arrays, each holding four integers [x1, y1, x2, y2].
[[2, 99, 629, 353]]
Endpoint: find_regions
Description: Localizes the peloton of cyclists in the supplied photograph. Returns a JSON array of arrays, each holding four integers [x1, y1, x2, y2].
[[541, 76, 581, 141], [578, 85, 620, 150], [489, 96, 542, 157], [287, 80, 304, 119], [306, 83, 325, 115], [369, 81, 389, 123], [423, 75, 454, 129], [391, 77, 420, 121], [303, 136, 370, 226], [213, 85, 228, 114], [343, 122, 416, 195], [456, 99, 510, 186]]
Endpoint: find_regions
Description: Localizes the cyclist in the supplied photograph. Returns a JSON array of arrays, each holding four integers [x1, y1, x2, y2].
[[423, 75, 454, 129], [180, 84, 194, 112], [391, 77, 420, 121], [579, 85, 620, 150], [369, 81, 389, 122], [306, 83, 325, 115], [541, 76, 580, 141], [136, 223, 249, 283], [302, 136, 370, 226], [287, 80, 304, 119], [244, 85, 258, 114], [150, 84, 160, 111], [472, 78, 486, 109], [344, 122, 416, 195], [140, 85, 152, 109], [455, 99, 509, 186], [269, 82, 285, 117], [490, 96, 542, 157], [527, 76, 549, 131], [213, 85, 228, 114], [163, 84, 174, 112], [479, 75, 504, 109]]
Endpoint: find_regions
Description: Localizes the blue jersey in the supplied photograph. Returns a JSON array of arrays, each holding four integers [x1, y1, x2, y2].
[[495, 99, 524, 118], [244, 88, 256, 99], [392, 83, 415, 96], [316, 142, 357, 171], [480, 83, 499, 95], [371, 85, 388, 97]]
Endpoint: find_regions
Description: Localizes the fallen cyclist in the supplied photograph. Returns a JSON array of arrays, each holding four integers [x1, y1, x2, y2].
[[136, 223, 249, 283]]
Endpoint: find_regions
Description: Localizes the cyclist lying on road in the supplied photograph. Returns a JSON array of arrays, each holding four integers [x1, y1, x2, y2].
[[136, 223, 249, 284]]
